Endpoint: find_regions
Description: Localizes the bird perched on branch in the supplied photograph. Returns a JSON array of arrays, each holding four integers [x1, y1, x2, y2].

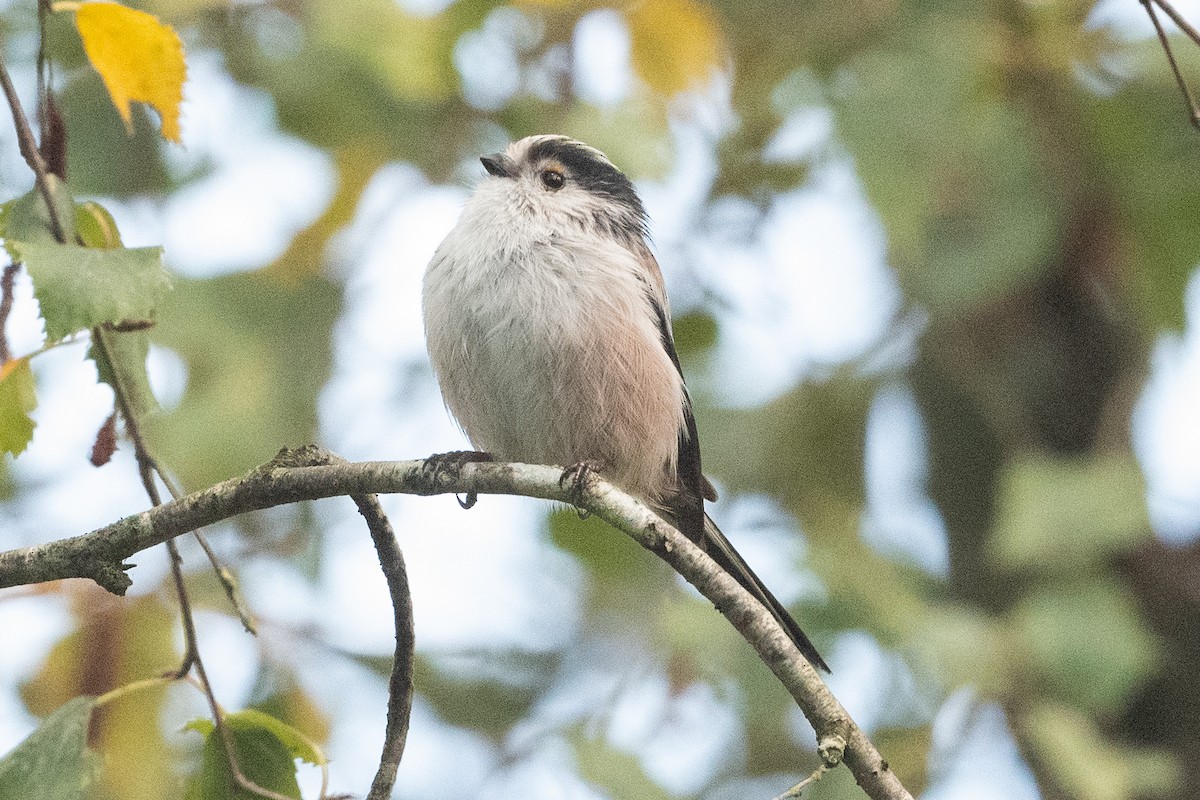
[[422, 134, 828, 673]]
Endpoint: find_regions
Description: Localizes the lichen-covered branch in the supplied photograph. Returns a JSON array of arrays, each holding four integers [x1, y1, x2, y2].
[[0, 446, 913, 800]]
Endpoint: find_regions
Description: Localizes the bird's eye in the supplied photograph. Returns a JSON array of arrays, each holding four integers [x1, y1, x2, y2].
[[540, 169, 565, 190]]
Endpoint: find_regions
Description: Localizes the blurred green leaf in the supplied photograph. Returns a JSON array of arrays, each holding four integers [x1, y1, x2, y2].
[[0, 357, 37, 456], [915, 605, 1010, 695], [569, 726, 673, 800], [217, 0, 490, 178], [549, 508, 681, 653], [549, 507, 664, 586], [1082, 43, 1200, 331], [250, 680, 330, 754], [60, 70, 171, 196], [11, 240, 170, 342], [672, 311, 718, 356], [146, 271, 339, 488], [701, 375, 873, 516], [75, 200, 124, 249], [310, 0, 459, 101], [872, 725, 931, 794], [413, 652, 553, 740], [1020, 701, 1180, 800], [991, 454, 1150, 572], [184, 710, 308, 800], [230, 710, 323, 765], [1012, 580, 1158, 713], [0, 696, 101, 800], [831, 18, 1058, 315]]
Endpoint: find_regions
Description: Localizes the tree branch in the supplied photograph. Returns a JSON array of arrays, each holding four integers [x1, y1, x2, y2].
[[0, 446, 913, 800]]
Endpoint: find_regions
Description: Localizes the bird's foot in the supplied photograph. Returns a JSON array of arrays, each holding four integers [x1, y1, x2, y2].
[[558, 460, 603, 512], [422, 451, 494, 509]]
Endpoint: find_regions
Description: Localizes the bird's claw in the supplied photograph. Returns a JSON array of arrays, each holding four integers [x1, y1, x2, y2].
[[423, 450, 493, 476], [558, 460, 603, 506], [422, 451, 493, 509]]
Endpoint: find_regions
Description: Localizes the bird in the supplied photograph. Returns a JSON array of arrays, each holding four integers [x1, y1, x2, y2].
[[422, 134, 828, 672]]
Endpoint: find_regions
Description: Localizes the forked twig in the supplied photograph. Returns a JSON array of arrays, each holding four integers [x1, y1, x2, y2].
[[1141, 0, 1200, 129]]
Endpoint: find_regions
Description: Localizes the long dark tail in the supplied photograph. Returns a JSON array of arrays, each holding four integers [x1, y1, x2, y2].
[[698, 513, 830, 673]]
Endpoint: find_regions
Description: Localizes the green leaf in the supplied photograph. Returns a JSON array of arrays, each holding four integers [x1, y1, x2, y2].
[[0, 695, 102, 800], [0, 357, 37, 456], [89, 329, 158, 420], [549, 507, 663, 586], [10, 240, 171, 342], [60, 70, 172, 197], [0, 181, 78, 247], [1079, 40, 1200, 332], [701, 374, 873, 517], [184, 710, 314, 800], [226, 710, 324, 766], [183, 718, 214, 736], [75, 200, 124, 249], [991, 454, 1150, 572], [671, 311, 718, 357]]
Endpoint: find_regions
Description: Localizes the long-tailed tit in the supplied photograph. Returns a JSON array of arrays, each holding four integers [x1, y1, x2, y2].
[[422, 135, 828, 672]]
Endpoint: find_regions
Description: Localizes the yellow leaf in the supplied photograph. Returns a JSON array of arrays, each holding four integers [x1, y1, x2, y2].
[[73, 1, 186, 143], [626, 0, 727, 95]]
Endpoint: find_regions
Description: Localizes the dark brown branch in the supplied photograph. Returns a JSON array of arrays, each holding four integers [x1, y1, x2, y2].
[[0, 449, 912, 800], [0, 55, 66, 242], [357, 490, 414, 800]]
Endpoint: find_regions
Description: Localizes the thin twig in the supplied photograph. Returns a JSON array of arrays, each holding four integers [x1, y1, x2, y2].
[[0, 263, 19, 363], [772, 764, 830, 800], [172, 539, 296, 800], [36, 0, 48, 136], [0, 55, 66, 242], [148, 456, 255, 631], [357, 494, 413, 799], [1151, 0, 1200, 47], [1142, 0, 1200, 129]]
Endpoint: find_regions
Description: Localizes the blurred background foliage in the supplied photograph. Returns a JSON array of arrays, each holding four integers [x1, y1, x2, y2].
[[2, 0, 1200, 798]]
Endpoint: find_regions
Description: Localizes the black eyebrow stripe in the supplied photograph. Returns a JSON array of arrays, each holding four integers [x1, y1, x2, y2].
[[526, 138, 648, 232]]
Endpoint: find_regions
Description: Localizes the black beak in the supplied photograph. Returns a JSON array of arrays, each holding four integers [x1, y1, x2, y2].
[[480, 153, 516, 178]]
